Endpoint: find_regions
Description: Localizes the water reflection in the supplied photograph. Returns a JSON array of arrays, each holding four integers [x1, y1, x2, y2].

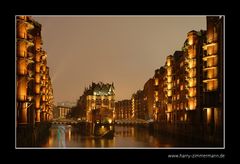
[[42, 125, 178, 148], [57, 126, 66, 147]]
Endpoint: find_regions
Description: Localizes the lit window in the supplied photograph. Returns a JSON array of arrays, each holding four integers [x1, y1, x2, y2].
[[155, 79, 159, 86], [180, 85, 183, 91]]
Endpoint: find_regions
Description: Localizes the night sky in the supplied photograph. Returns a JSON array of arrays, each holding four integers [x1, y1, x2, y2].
[[33, 16, 206, 104]]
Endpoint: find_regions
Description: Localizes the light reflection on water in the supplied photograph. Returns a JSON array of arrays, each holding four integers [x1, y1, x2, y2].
[[42, 125, 176, 148]]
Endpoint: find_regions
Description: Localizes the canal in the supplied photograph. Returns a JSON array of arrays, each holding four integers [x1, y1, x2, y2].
[[40, 124, 202, 148]]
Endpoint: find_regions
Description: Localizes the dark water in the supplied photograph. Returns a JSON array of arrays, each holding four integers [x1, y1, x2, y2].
[[41, 124, 189, 148]]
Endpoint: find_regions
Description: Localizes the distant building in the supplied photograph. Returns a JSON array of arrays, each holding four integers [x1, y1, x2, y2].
[[154, 67, 166, 122], [58, 106, 71, 119], [132, 90, 147, 120], [143, 78, 154, 120], [115, 100, 132, 119], [57, 101, 76, 108], [77, 82, 115, 123], [52, 105, 71, 119]]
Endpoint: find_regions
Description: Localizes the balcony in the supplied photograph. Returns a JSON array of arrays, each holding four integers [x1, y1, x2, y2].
[[202, 42, 217, 50], [203, 78, 217, 83], [18, 38, 34, 48], [202, 53, 217, 61], [25, 18, 35, 30], [203, 65, 217, 71]]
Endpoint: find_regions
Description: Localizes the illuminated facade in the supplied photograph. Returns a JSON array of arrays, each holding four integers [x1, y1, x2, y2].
[[171, 51, 188, 123], [164, 55, 174, 123], [115, 100, 132, 119], [153, 31, 206, 138], [151, 16, 223, 145], [182, 30, 206, 125], [202, 16, 223, 142], [16, 16, 54, 126], [154, 67, 166, 122], [143, 78, 154, 120], [131, 90, 147, 119], [80, 82, 115, 123], [57, 106, 71, 119]]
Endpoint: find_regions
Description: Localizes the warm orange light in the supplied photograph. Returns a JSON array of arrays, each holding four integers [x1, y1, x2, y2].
[[207, 80, 218, 91], [188, 59, 196, 69], [68, 129, 71, 141], [42, 95, 46, 101], [189, 68, 196, 78], [155, 78, 159, 86], [167, 60, 171, 66], [206, 108, 211, 124], [188, 87, 196, 97], [42, 74, 46, 80], [180, 85, 183, 91], [35, 52, 42, 62], [35, 73, 40, 83], [167, 104, 172, 112], [167, 76, 172, 83], [188, 98, 196, 110], [167, 67, 172, 75], [167, 113, 170, 122], [207, 31, 214, 43], [42, 86, 46, 93], [35, 95, 40, 108], [207, 45, 214, 55], [167, 83, 172, 90], [207, 68, 218, 79], [17, 59, 28, 75], [177, 94, 180, 100], [17, 41, 27, 58], [180, 103, 183, 109], [42, 65, 46, 72], [35, 36, 42, 51], [188, 78, 196, 87], [188, 35, 193, 45], [17, 77, 28, 101], [167, 90, 172, 97], [188, 48, 196, 59], [184, 113, 187, 121], [35, 63, 41, 73], [35, 84, 40, 94], [18, 23, 27, 39]]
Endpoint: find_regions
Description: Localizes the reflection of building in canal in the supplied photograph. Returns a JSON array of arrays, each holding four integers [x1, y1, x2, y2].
[[77, 82, 115, 123], [57, 126, 66, 147], [115, 126, 135, 137]]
